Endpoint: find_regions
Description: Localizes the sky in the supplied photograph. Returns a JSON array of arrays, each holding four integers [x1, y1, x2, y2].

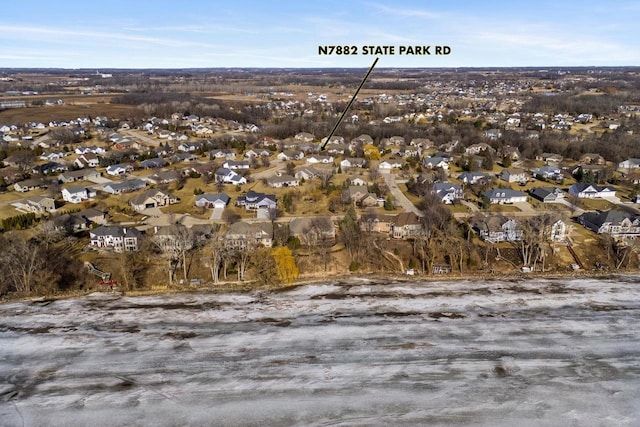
[[1, 0, 639, 69]]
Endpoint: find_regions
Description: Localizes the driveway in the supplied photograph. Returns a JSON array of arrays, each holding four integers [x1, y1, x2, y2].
[[380, 172, 422, 216], [210, 207, 224, 221]]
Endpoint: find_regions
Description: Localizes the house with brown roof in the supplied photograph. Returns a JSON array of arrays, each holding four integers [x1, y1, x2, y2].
[[129, 189, 178, 212], [391, 212, 422, 239]]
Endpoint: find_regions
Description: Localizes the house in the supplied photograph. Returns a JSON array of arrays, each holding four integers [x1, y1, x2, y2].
[[139, 157, 167, 169], [483, 188, 527, 204], [466, 142, 495, 155], [529, 187, 565, 203], [225, 221, 273, 249], [325, 144, 349, 156], [500, 146, 521, 161], [577, 210, 640, 238], [74, 146, 106, 155], [148, 170, 180, 184], [306, 155, 334, 164], [391, 212, 422, 239], [551, 219, 569, 242], [422, 156, 449, 170], [294, 166, 318, 180], [113, 139, 136, 150], [458, 171, 489, 185], [177, 141, 201, 152], [500, 168, 527, 183], [618, 158, 640, 172], [432, 182, 464, 204], [90, 226, 142, 252], [474, 217, 522, 243], [210, 149, 237, 160], [360, 212, 394, 234], [483, 129, 502, 140], [12, 196, 56, 214], [223, 160, 250, 170], [129, 189, 178, 212], [33, 162, 67, 175], [277, 150, 304, 161], [39, 151, 66, 161], [289, 217, 335, 245], [536, 153, 564, 164], [195, 193, 230, 209], [294, 132, 315, 143], [14, 178, 49, 192], [342, 186, 370, 205], [214, 167, 247, 185], [266, 174, 299, 188], [102, 179, 146, 194], [76, 208, 107, 225], [106, 163, 133, 176], [244, 149, 270, 158], [348, 177, 367, 186], [171, 153, 197, 163], [398, 146, 421, 158], [74, 153, 100, 168], [58, 169, 101, 184], [340, 158, 366, 169], [62, 186, 95, 203], [579, 153, 606, 165], [568, 183, 616, 199], [236, 191, 276, 211], [532, 165, 562, 180], [378, 160, 403, 170]]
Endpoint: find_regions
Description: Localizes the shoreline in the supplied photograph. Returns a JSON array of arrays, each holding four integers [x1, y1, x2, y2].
[[3, 267, 639, 305]]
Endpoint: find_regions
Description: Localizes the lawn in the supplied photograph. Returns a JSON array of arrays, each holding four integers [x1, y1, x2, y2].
[[489, 204, 521, 213], [575, 198, 617, 211]]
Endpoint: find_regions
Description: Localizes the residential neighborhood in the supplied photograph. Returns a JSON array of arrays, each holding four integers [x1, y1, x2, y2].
[[2, 66, 640, 294]]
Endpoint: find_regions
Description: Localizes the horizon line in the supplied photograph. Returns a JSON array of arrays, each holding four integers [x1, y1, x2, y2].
[[1, 65, 640, 72]]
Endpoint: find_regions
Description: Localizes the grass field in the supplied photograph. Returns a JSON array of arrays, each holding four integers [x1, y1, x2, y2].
[[0, 95, 140, 124]]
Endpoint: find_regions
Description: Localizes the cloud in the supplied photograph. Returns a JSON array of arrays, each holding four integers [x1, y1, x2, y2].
[[0, 25, 225, 50], [366, 2, 443, 19]]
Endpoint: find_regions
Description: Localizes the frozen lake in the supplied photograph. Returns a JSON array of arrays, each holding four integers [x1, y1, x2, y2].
[[1, 276, 640, 426]]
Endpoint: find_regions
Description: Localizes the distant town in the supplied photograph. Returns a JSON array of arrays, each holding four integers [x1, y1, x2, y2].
[[1, 67, 640, 296]]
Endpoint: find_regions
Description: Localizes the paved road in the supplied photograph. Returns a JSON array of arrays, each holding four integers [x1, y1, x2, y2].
[[380, 172, 422, 216]]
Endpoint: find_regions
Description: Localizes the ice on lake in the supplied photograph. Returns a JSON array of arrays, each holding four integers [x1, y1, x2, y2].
[[1, 276, 640, 426]]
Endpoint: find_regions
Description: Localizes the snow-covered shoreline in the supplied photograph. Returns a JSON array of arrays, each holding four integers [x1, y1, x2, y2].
[[1, 276, 639, 426]]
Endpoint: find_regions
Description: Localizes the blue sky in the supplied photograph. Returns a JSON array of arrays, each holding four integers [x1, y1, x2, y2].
[[1, 0, 639, 68]]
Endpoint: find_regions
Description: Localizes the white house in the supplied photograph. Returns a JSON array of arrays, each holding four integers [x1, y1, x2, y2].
[[90, 226, 141, 252], [214, 167, 247, 185], [483, 189, 527, 204], [432, 183, 464, 204], [500, 168, 528, 183], [266, 174, 299, 188], [236, 191, 276, 211], [195, 193, 230, 209], [378, 160, 403, 170], [62, 186, 95, 203], [306, 155, 334, 164], [422, 156, 449, 170], [106, 163, 133, 176], [568, 183, 616, 199]]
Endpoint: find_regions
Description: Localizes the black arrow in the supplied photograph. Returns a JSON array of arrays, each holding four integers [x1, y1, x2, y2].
[[321, 57, 379, 151]]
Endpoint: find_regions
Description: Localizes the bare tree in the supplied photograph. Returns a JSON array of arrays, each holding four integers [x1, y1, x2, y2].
[[234, 242, 254, 281], [172, 224, 195, 283], [0, 235, 45, 294], [304, 217, 334, 271], [339, 205, 364, 262], [208, 232, 225, 284], [317, 168, 335, 192]]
